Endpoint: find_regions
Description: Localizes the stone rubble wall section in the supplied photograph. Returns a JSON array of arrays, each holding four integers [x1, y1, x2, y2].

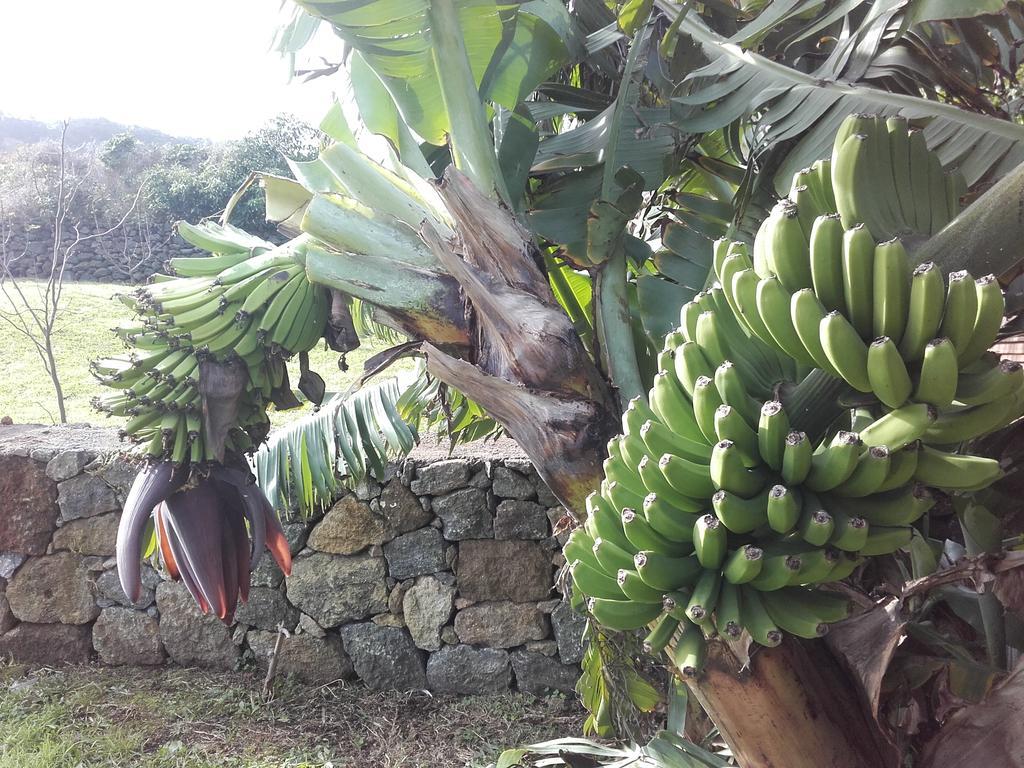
[[0, 430, 587, 695], [3, 222, 203, 283]]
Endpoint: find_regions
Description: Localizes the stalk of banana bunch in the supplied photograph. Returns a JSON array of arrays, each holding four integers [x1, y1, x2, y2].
[[94, 220, 330, 624], [567, 114, 1022, 679]]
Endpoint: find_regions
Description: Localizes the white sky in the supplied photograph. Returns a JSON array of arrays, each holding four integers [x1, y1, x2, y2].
[[0, 0, 342, 140]]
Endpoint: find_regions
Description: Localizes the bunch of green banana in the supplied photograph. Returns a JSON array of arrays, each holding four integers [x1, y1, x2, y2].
[[569, 115, 1018, 680], [93, 230, 329, 466]]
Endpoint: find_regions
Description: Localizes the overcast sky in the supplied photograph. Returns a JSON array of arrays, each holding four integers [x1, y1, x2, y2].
[[0, 0, 341, 140]]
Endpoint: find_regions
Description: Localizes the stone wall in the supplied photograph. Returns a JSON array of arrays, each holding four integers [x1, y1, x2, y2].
[[0, 425, 585, 696], [3, 222, 202, 283]]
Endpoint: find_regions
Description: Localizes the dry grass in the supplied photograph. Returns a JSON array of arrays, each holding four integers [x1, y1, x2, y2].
[[0, 662, 582, 768]]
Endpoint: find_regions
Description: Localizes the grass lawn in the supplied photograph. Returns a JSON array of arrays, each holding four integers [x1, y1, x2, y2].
[[0, 280, 402, 429], [0, 663, 581, 768]]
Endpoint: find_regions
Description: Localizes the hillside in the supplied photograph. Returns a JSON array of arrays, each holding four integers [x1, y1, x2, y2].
[[0, 114, 193, 150]]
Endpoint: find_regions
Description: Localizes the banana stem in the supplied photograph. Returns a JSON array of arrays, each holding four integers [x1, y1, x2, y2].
[[594, 251, 646, 409], [913, 161, 1024, 282], [959, 512, 1007, 670], [781, 369, 848, 444]]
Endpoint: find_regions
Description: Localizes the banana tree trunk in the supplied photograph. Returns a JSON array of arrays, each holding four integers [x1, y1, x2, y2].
[[687, 639, 896, 768]]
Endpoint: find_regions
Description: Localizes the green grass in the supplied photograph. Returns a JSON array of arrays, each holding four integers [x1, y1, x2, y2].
[[0, 663, 581, 768], [0, 281, 401, 429]]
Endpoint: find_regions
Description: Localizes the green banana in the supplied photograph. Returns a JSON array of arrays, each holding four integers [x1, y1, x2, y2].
[[711, 440, 766, 498], [914, 338, 959, 407], [797, 492, 835, 546], [686, 568, 722, 622], [593, 537, 638, 575], [757, 276, 817, 367], [781, 431, 813, 485], [872, 238, 911, 342], [695, 310, 729, 368], [858, 526, 913, 556], [714, 405, 759, 466], [564, 529, 600, 570], [585, 493, 632, 551], [650, 371, 705, 442], [914, 446, 1003, 490], [805, 431, 862, 492], [832, 446, 891, 498], [644, 613, 681, 655], [809, 214, 847, 313], [622, 509, 689, 555], [825, 482, 934, 526], [760, 589, 829, 638], [859, 403, 934, 449], [643, 494, 700, 541], [617, 569, 666, 603], [637, 456, 705, 514], [659, 454, 718, 500], [828, 510, 870, 552], [899, 262, 944, 361], [939, 271, 978, 354], [715, 581, 743, 638], [634, 550, 703, 591], [674, 341, 715, 397], [820, 311, 872, 392], [791, 289, 838, 375], [693, 375, 725, 444], [712, 487, 769, 534], [748, 553, 802, 591], [766, 201, 813, 292], [926, 397, 1021, 444], [886, 116, 916, 230], [640, 419, 713, 464], [867, 336, 912, 409], [693, 513, 727, 570], [758, 401, 789, 472], [732, 268, 785, 351], [570, 560, 625, 600], [588, 598, 662, 631], [841, 224, 875, 339], [723, 544, 764, 584], [875, 441, 921, 492], [740, 587, 783, 647], [955, 359, 1024, 406], [767, 484, 801, 533], [791, 546, 840, 585], [714, 361, 760, 426], [959, 275, 1005, 365], [672, 618, 707, 677]]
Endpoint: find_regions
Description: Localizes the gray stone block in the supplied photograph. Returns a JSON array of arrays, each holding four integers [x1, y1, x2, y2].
[[426, 645, 511, 694], [340, 623, 426, 690], [458, 540, 553, 602], [453, 601, 548, 648], [383, 528, 445, 580], [433, 488, 492, 540], [511, 649, 579, 695], [493, 500, 549, 540], [409, 459, 470, 495], [286, 552, 388, 628], [492, 467, 535, 500]]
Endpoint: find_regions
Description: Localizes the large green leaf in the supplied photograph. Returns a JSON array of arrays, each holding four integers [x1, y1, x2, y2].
[[661, 0, 1024, 191]]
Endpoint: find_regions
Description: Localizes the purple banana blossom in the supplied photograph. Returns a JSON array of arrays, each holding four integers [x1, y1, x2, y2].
[[117, 461, 292, 623]]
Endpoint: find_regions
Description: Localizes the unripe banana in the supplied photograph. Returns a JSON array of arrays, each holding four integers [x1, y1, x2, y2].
[[715, 581, 743, 639], [926, 396, 1021, 444], [693, 375, 724, 444], [603, 451, 647, 499], [828, 510, 870, 552], [757, 276, 817, 367], [874, 441, 921, 492], [622, 508, 689, 555], [833, 133, 874, 233], [731, 268, 784, 350], [832, 445, 891, 498], [663, 330, 687, 352], [686, 568, 722, 622], [914, 338, 959, 407], [907, 129, 932, 234], [767, 484, 802, 533], [643, 613, 680, 655], [886, 115, 916, 230], [791, 546, 841, 585], [659, 454, 717, 499], [637, 455, 704, 514], [867, 336, 912, 409], [663, 590, 693, 621], [827, 552, 864, 581], [805, 431, 862, 492], [642, 493, 701, 541], [564, 529, 600, 571], [872, 238, 911, 342], [927, 148, 949, 232], [714, 405, 759, 466], [740, 586, 783, 647], [680, 300, 702, 341], [757, 401, 789, 472], [674, 341, 715, 397], [695, 310, 729, 368], [749, 553, 803, 591], [841, 224, 875, 339], [617, 568, 666, 603], [711, 440, 766, 498], [570, 560, 626, 599], [899, 262, 944, 361], [791, 184, 825, 240], [588, 598, 663, 631], [820, 310, 872, 392], [914, 446, 1003, 490], [723, 544, 764, 584], [693, 513, 727, 570], [634, 550, 703, 591], [672, 618, 707, 677], [604, 480, 647, 517], [858, 525, 913, 556], [955, 359, 1024, 406], [939, 271, 978, 354], [760, 589, 829, 638], [766, 201, 813, 292], [798, 500, 835, 547], [781, 431, 813, 485], [958, 275, 1005, 366], [859, 402, 934, 448], [826, 482, 934, 526], [791, 288, 839, 375], [712, 487, 770, 534], [585, 493, 633, 551], [593, 537, 638, 575], [650, 371, 704, 442], [809, 214, 846, 313], [640, 418, 712, 464], [714, 361, 761, 426]]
